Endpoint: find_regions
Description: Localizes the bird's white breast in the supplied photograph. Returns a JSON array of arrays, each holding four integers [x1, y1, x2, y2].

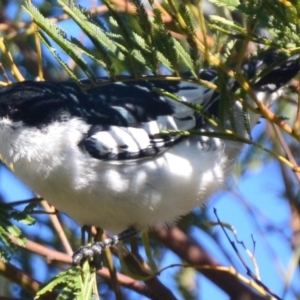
[[0, 117, 241, 233]]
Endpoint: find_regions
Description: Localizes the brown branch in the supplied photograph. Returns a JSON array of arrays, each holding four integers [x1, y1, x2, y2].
[[151, 226, 268, 300], [273, 124, 300, 183], [9, 236, 159, 299], [144, 277, 178, 300], [113, 238, 178, 300], [8, 223, 272, 299], [40, 200, 73, 256], [0, 260, 56, 300]]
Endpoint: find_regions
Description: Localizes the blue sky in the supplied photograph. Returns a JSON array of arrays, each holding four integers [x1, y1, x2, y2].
[[1, 1, 299, 299]]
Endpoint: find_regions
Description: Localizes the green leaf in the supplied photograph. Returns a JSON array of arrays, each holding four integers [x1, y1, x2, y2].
[[0, 202, 33, 261], [34, 267, 83, 300], [152, 8, 178, 73], [58, 0, 125, 76], [208, 0, 240, 10], [37, 32, 84, 85], [23, 1, 95, 81], [172, 39, 197, 78], [209, 15, 246, 34]]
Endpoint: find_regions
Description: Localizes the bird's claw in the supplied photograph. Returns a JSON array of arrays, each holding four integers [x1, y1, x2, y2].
[[72, 228, 137, 267]]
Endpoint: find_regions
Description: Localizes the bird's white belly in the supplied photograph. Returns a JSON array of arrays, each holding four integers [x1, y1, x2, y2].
[[0, 118, 241, 233]]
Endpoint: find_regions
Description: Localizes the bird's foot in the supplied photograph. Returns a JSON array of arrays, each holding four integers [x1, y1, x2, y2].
[[72, 227, 137, 266]]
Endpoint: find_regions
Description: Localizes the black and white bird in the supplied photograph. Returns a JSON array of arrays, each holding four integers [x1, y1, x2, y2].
[[0, 51, 298, 262]]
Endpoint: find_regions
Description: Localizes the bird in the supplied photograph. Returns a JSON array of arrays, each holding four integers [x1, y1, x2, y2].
[[0, 51, 298, 263]]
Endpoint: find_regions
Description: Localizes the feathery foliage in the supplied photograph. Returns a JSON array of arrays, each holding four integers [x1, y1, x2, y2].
[[0, 202, 35, 262], [1, 0, 300, 299]]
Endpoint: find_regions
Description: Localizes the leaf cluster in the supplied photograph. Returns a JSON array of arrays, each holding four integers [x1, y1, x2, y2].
[[209, 0, 300, 49], [0, 201, 35, 262], [34, 267, 86, 300], [23, 0, 201, 82]]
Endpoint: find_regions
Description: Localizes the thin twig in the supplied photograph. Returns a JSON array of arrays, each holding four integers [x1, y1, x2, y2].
[[40, 200, 73, 256], [214, 208, 282, 300]]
